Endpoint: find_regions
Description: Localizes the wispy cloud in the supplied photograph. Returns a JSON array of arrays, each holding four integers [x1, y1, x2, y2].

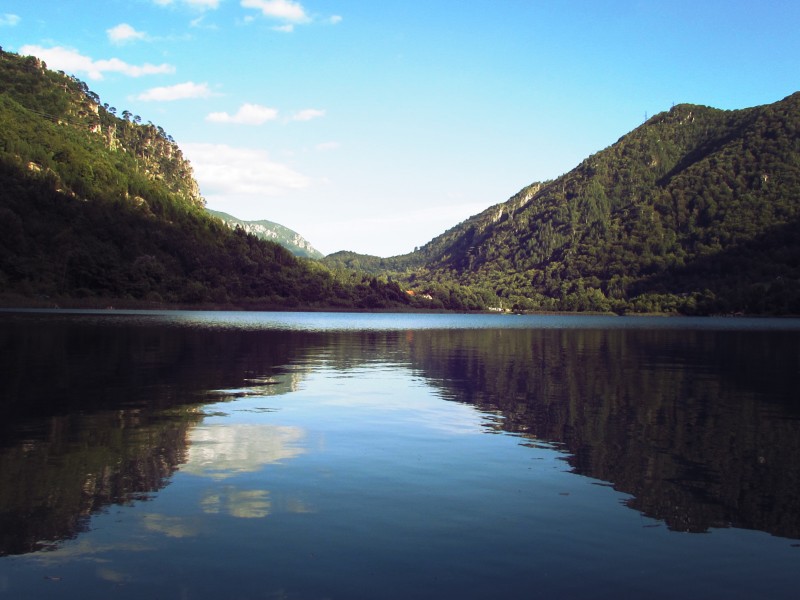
[[107, 23, 147, 44], [137, 81, 215, 101], [241, 0, 310, 24], [291, 108, 325, 121], [18, 45, 174, 80], [206, 103, 279, 124], [190, 14, 218, 29], [183, 143, 310, 198], [315, 141, 340, 152], [154, 0, 221, 8], [0, 13, 20, 26]]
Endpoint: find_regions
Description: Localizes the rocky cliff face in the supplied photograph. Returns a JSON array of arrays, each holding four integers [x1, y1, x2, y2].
[[206, 209, 323, 259], [0, 49, 204, 209], [95, 109, 205, 209]]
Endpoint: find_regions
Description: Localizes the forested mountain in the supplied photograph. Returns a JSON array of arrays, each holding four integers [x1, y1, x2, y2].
[[206, 209, 323, 260], [2, 45, 798, 314], [326, 93, 800, 314], [0, 48, 412, 309]]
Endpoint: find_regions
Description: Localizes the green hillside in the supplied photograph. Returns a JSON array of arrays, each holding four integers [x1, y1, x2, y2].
[[0, 48, 412, 310], [327, 93, 800, 314]]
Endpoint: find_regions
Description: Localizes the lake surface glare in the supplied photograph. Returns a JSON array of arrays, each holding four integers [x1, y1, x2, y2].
[[1, 310, 799, 599]]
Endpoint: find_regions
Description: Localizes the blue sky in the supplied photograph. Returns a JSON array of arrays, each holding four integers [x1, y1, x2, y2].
[[2, 1, 798, 256]]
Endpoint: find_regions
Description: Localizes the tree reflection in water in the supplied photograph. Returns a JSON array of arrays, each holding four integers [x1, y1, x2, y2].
[[1, 312, 799, 560]]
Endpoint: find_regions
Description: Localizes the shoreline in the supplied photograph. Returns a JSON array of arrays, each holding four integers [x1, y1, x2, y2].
[[2, 293, 793, 318]]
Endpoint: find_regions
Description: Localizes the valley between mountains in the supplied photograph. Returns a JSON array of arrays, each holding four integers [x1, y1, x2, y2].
[[1, 48, 798, 314]]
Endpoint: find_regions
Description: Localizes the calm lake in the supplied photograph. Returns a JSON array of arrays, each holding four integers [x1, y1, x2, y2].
[[1, 310, 799, 599]]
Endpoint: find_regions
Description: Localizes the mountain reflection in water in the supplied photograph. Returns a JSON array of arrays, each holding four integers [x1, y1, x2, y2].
[[407, 327, 800, 537], [1, 310, 799, 563]]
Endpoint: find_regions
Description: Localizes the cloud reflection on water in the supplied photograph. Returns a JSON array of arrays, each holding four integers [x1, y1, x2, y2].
[[141, 513, 199, 538], [201, 487, 272, 519], [182, 423, 306, 480]]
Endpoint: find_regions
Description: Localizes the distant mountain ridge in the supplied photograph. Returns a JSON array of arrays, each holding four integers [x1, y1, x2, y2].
[[326, 92, 800, 314], [206, 209, 323, 260]]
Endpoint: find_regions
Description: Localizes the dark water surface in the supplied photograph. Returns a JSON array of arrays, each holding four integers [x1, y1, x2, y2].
[[1, 310, 799, 599]]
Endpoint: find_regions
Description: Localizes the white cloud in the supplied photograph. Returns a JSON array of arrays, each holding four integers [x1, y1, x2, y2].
[[18, 45, 174, 80], [329, 15, 342, 25], [107, 23, 147, 44], [137, 81, 214, 101], [241, 0, 310, 23], [272, 24, 294, 33], [206, 103, 279, 125], [0, 13, 21, 26], [183, 142, 310, 197], [291, 108, 325, 121]]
